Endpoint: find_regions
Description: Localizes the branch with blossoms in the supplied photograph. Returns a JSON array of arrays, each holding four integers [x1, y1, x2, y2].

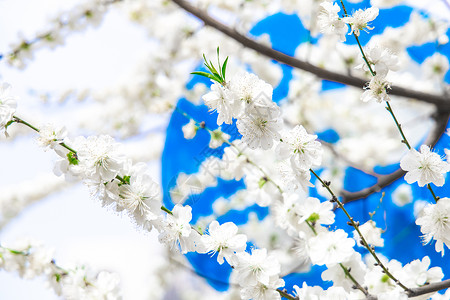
[[1, 0, 122, 69], [0, 238, 122, 298], [170, 0, 450, 110], [3, 1, 450, 298]]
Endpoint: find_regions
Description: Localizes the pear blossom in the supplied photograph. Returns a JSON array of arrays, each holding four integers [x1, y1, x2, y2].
[[297, 197, 335, 226], [293, 282, 325, 299], [158, 204, 198, 254], [353, 220, 384, 247], [308, 229, 356, 265], [117, 163, 161, 225], [182, 119, 198, 139], [239, 276, 285, 300], [236, 111, 282, 150], [317, 1, 348, 41], [344, 7, 379, 36], [357, 46, 399, 77], [400, 256, 443, 287], [416, 198, 450, 255], [0, 82, 18, 132], [245, 173, 281, 207], [361, 74, 391, 103], [400, 145, 450, 187], [202, 220, 247, 264], [422, 53, 450, 80], [232, 248, 281, 286], [278, 161, 314, 192], [229, 71, 273, 117], [276, 125, 323, 170], [74, 135, 126, 182], [321, 253, 367, 293], [202, 81, 238, 125], [392, 184, 413, 207], [209, 128, 230, 149], [364, 258, 404, 294], [36, 123, 67, 150]]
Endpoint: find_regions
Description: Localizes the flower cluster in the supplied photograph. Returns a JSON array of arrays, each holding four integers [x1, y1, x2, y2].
[[0, 239, 121, 299], [202, 71, 282, 150]]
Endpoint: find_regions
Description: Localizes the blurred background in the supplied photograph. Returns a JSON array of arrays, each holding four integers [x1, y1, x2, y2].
[[1, 0, 450, 299]]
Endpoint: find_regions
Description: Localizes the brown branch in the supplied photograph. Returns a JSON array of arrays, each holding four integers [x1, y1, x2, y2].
[[407, 279, 450, 297], [341, 110, 450, 204], [171, 0, 450, 110]]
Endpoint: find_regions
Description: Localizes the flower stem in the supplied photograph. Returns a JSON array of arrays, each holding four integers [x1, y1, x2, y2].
[[276, 288, 297, 300], [13, 116, 40, 132], [339, 263, 368, 296], [339, 0, 441, 203], [385, 102, 411, 149], [310, 168, 411, 292], [427, 183, 440, 203]]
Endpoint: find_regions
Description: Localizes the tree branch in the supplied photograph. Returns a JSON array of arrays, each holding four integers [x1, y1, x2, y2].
[[407, 278, 450, 297], [171, 0, 450, 110], [341, 110, 450, 204]]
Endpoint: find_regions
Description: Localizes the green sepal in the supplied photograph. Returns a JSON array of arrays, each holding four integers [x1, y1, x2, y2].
[[67, 152, 79, 165], [258, 177, 268, 188]]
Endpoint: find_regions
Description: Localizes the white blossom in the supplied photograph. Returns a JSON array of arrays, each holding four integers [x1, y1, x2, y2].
[[297, 197, 335, 226], [361, 75, 391, 103], [278, 161, 314, 192], [317, 2, 348, 41], [392, 184, 413, 207], [229, 71, 274, 118], [344, 7, 379, 36], [209, 128, 230, 149], [239, 276, 284, 300], [416, 198, 450, 255], [117, 163, 161, 226], [36, 123, 67, 150], [422, 53, 450, 80], [321, 253, 367, 293], [236, 111, 282, 150], [182, 119, 198, 139], [232, 248, 281, 286], [354, 220, 384, 247], [400, 256, 443, 287], [158, 204, 196, 254], [400, 145, 450, 187], [276, 125, 323, 170], [357, 46, 399, 77], [75, 135, 126, 182], [203, 82, 238, 125], [308, 229, 356, 265], [202, 220, 247, 264], [0, 82, 17, 132]]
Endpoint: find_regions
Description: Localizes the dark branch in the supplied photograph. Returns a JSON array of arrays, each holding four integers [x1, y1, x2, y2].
[[407, 279, 450, 297], [171, 0, 450, 110], [341, 110, 450, 204]]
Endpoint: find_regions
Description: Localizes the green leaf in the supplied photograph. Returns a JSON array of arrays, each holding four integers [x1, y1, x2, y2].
[[191, 71, 219, 82], [222, 56, 229, 81]]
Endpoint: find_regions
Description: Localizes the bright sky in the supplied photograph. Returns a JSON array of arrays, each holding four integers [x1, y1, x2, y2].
[[0, 1, 165, 299]]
